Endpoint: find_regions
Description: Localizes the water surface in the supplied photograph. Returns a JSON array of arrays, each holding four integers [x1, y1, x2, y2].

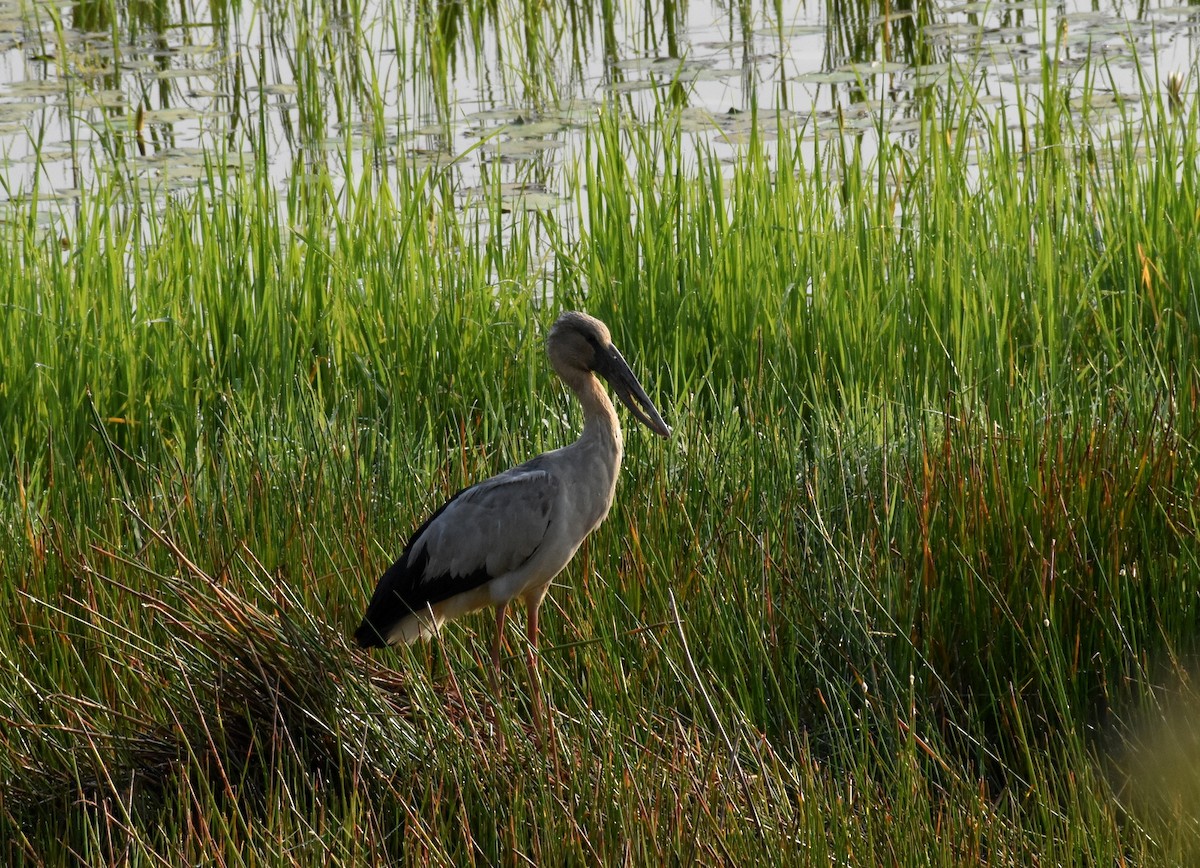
[[0, 0, 1195, 214]]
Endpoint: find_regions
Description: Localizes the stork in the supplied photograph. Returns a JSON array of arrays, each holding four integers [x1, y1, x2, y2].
[[354, 311, 670, 728]]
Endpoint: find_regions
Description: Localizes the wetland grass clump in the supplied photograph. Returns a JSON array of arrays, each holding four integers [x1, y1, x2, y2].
[[3, 58, 1200, 864]]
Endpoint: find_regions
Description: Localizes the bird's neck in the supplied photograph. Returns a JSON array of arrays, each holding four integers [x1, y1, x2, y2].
[[560, 370, 625, 532], [567, 371, 624, 459]]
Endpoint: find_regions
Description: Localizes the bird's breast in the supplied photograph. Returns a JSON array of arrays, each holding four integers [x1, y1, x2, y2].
[[560, 438, 621, 533]]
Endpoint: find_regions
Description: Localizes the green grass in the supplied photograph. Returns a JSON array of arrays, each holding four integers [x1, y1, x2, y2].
[[3, 31, 1200, 865]]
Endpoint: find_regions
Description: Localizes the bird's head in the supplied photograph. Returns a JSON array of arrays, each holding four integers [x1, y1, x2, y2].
[[547, 311, 671, 438]]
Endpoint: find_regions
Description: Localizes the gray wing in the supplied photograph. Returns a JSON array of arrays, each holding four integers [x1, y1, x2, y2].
[[409, 464, 560, 581], [355, 462, 560, 646]]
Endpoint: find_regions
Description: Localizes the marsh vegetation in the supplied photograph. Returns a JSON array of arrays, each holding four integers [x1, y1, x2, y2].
[[3, 0, 1200, 863]]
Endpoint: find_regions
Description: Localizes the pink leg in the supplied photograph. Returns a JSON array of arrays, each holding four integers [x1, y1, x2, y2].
[[525, 601, 544, 728], [525, 601, 559, 771], [491, 602, 507, 696]]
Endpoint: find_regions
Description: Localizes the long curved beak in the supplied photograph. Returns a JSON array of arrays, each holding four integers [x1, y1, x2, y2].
[[597, 346, 671, 438]]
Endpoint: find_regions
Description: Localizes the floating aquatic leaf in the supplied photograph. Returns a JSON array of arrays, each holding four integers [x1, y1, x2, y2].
[[500, 191, 566, 211], [678, 111, 720, 133], [402, 148, 451, 170], [610, 56, 673, 73], [841, 113, 884, 132], [4, 80, 64, 98], [795, 70, 860, 84], [798, 124, 849, 141], [156, 163, 209, 181], [976, 41, 1042, 60], [714, 128, 779, 145], [461, 182, 552, 198], [164, 149, 241, 168], [678, 67, 739, 83], [997, 69, 1047, 85], [11, 147, 73, 164], [940, 2, 988, 14], [140, 107, 208, 124], [173, 44, 218, 57], [497, 119, 570, 138], [411, 122, 454, 137], [986, 25, 1037, 39], [0, 101, 44, 121], [603, 79, 667, 94], [838, 100, 888, 119], [76, 65, 116, 80], [713, 115, 753, 135], [757, 108, 800, 127], [1064, 29, 1124, 46], [922, 21, 986, 41], [153, 68, 214, 81], [650, 57, 714, 73], [886, 117, 922, 133], [37, 186, 83, 201], [870, 11, 916, 26], [752, 24, 824, 38], [542, 99, 599, 123], [901, 62, 953, 81], [835, 60, 907, 76], [1069, 92, 1123, 111], [460, 182, 565, 211], [131, 151, 167, 166], [480, 138, 564, 158], [303, 139, 350, 153], [75, 89, 126, 109], [1147, 3, 1200, 16], [945, 2, 998, 14], [119, 58, 160, 72], [464, 108, 526, 122]]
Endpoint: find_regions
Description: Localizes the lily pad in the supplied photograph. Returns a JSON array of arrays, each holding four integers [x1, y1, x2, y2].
[[870, 11, 917, 26], [944, 1, 996, 14], [610, 56, 673, 73], [75, 89, 126, 109], [4, 80, 64, 98], [401, 148, 451, 170], [603, 79, 667, 94], [795, 70, 861, 85], [460, 183, 565, 211], [464, 108, 527, 123], [542, 99, 599, 123], [0, 101, 45, 121], [152, 68, 213, 81], [496, 119, 570, 138], [752, 24, 825, 38], [479, 138, 565, 158], [678, 111, 721, 133], [835, 60, 908, 76], [140, 107, 209, 124]]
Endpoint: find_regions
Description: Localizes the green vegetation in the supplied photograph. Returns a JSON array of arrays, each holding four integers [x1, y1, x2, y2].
[[3, 17, 1200, 864]]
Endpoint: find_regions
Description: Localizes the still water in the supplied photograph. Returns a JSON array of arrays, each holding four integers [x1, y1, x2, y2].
[[0, 0, 1196, 214]]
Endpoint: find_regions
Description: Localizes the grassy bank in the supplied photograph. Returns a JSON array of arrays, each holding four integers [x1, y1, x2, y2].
[[3, 66, 1200, 863]]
